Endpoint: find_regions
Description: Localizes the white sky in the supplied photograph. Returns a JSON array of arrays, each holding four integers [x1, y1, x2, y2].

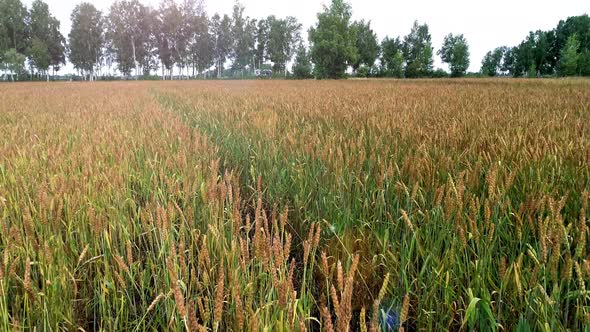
[[23, 0, 589, 74]]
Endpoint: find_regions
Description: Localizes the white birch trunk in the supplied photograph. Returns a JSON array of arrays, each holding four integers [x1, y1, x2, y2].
[[131, 36, 138, 80]]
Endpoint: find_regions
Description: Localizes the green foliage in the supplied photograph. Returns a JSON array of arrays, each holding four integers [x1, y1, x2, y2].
[[512, 40, 533, 77], [292, 44, 312, 79], [492, 15, 590, 77], [230, 2, 255, 72], [28, 0, 65, 75], [516, 317, 532, 332], [403, 21, 433, 78], [210, 13, 232, 77], [438, 33, 470, 77], [431, 68, 449, 78], [308, 0, 357, 79], [355, 65, 369, 77], [107, 0, 152, 77], [527, 62, 537, 78], [0, 0, 29, 55], [560, 33, 580, 76], [3, 47, 25, 80], [501, 47, 515, 75], [350, 19, 379, 72], [381, 36, 404, 77], [28, 37, 50, 72], [555, 14, 590, 68], [388, 52, 404, 78], [194, 16, 214, 76], [481, 47, 505, 76], [266, 15, 301, 75], [253, 19, 268, 69], [509, 30, 555, 76], [29, 0, 51, 46], [68, 2, 104, 74], [0, 24, 8, 64], [530, 30, 554, 75], [47, 16, 66, 71], [579, 50, 590, 76], [462, 289, 498, 332]]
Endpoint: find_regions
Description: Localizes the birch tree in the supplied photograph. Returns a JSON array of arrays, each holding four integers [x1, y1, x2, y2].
[[107, 0, 149, 78], [69, 2, 103, 81]]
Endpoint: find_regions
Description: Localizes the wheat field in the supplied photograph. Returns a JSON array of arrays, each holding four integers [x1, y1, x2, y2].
[[0, 79, 589, 331]]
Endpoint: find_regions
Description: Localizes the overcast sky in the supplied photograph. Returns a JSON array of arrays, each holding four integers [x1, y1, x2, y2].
[[22, 0, 589, 73]]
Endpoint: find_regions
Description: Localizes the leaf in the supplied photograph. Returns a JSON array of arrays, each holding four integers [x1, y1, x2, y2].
[[462, 289, 481, 330], [479, 300, 498, 332], [516, 317, 532, 332]]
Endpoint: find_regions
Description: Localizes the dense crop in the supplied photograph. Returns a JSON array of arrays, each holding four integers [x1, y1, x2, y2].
[[1, 79, 589, 331]]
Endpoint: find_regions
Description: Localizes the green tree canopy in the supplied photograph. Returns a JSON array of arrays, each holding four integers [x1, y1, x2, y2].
[[560, 33, 580, 76], [107, 0, 152, 77], [380, 36, 404, 78], [48, 16, 66, 72], [253, 19, 269, 69], [230, 2, 256, 73], [350, 19, 379, 73], [3, 47, 26, 80], [185, 3, 213, 77], [308, 0, 357, 79], [28, 37, 50, 73], [501, 47, 515, 75], [29, 0, 51, 42], [0, 0, 28, 56], [267, 15, 301, 75], [555, 15, 590, 67], [491, 15, 590, 77], [438, 33, 470, 77], [68, 2, 104, 78], [403, 21, 433, 78], [28, 0, 65, 77], [480, 47, 505, 76], [292, 43, 312, 79], [210, 13, 232, 77]]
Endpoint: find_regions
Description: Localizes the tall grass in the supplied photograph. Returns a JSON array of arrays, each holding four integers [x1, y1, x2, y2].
[[1, 79, 589, 331]]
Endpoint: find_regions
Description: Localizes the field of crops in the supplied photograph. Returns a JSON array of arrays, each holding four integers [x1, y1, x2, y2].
[[1, 79, 589, 331]]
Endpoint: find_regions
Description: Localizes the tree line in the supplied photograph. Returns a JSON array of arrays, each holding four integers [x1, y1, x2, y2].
[[0, 0, 588, 81], [481, 15, 590, 77]]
